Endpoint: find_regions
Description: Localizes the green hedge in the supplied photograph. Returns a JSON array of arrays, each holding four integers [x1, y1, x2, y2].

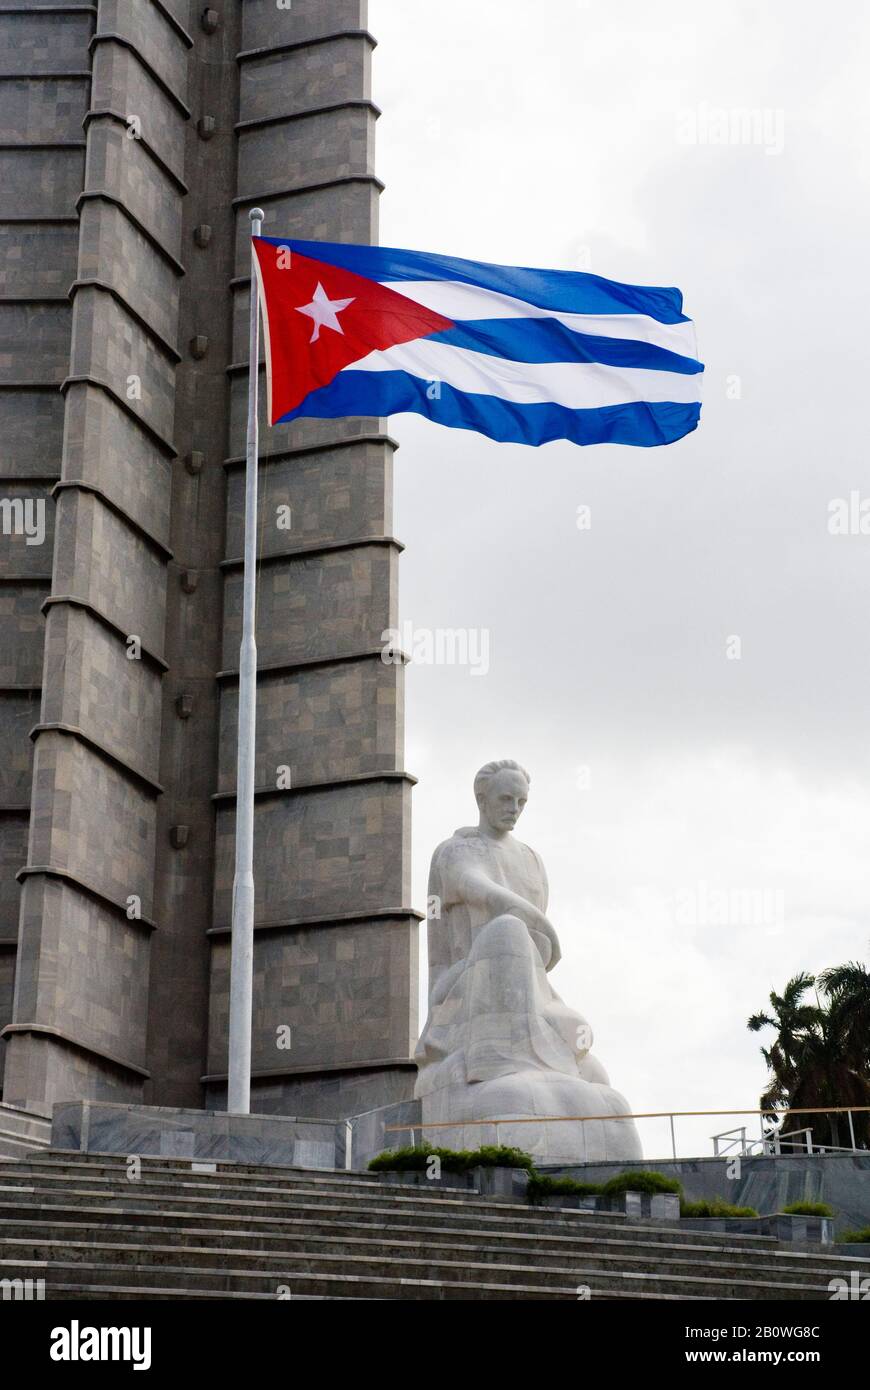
[[526, 1174, 603, 1201], [368, 1149, 785, 1222], [367, 1143, 535, 1174], [681, 1197, 759, 1218], [370, 1148, 700, 1212], [600, 1170, 682, 1197], [837, 1226, 870, 1243], [780, 1201, 834, 1218]]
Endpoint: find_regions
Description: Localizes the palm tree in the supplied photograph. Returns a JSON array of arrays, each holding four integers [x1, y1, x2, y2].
[[747, 966, 870, 1150], [818, 961, 870, 1070], [817, 960, 870, 1147]]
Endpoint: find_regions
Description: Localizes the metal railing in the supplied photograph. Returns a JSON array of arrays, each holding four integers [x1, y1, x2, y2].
[[380, 1105, 870, 1162], [713, 1108, 865, 1158]]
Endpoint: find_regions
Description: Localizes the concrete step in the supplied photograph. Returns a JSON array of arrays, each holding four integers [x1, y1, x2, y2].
[[19, 1154, 844, 1249], [0, 1156, 482, 1205], [0, 1252, 834, 1299], [11, 1153, 822, 1248], [0, 1128, 52, 1160], [23, 1148, 466, 1185], [2, 1159, 581, 1222], [0, 1179, 783, 1252], [0, 1151, 774, 1231], [0, 1148, 854, 1300], [0, 1270, 722, 1301], [0, 1102, 51, 1132], [0, 1104, 52, 1160], [0, 1229, 856, 1292], [1, 1210, 862, 1279]]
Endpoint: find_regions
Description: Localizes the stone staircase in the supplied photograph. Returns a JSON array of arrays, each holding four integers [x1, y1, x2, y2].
[[0, 1102, 51, 1161], [1, 1151, 868, 1300]]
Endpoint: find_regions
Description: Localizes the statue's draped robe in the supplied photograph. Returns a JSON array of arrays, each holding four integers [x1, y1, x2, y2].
[[414, 828, 603, 1098]]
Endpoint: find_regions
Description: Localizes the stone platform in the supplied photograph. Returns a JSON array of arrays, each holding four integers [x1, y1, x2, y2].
[[52, 1101, 343, 1170], [547, 1154, 870, 1237]]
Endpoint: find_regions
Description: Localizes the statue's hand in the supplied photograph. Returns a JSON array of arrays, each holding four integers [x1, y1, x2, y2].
[[544, 932, 562, 970], [529, 928, 554, 969], [529, 912, 561, 970]]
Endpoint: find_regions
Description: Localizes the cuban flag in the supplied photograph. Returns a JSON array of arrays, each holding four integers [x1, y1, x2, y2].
[[252, 237, 703, 448]]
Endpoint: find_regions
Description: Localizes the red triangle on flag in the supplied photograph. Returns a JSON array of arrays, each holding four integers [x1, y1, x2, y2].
[[252, 240, 454, 423]]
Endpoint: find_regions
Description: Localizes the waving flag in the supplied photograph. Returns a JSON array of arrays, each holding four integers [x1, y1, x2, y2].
[[252, 236, 703, 448]]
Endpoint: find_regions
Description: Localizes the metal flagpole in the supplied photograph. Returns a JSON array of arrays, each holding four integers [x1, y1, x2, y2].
[[227, 207, 265, 1114]]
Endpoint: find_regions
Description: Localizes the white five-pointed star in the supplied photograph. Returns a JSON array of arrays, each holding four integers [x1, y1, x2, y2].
[[295, 282, 355, 343]]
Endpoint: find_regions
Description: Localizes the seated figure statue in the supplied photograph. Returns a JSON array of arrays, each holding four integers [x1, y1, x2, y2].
[[414, 759, 642, 1164]]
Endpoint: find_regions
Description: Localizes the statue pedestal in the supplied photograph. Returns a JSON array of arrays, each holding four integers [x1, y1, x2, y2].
[[421, 1070, 642, 1166]]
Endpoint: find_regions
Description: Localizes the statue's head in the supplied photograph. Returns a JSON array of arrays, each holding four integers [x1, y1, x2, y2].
[[474, 759, 530, 836]]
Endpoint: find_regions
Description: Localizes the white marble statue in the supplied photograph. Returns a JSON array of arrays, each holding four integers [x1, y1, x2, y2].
[[414, 760, 642, 1164]]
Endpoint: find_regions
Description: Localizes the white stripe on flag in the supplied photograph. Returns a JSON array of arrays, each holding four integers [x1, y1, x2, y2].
[[348, 339, 702, 409], [380, 280, 698, 359]]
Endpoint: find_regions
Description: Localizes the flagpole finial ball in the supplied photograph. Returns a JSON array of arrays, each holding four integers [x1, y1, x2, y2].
[[249, 208, 265, 233]]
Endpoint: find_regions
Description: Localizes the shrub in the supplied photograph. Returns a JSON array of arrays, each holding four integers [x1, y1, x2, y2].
[[780, 1201, 834, 1218], [367, 1143, 535, 1174], [527, 1174, 603, 1202], [837, 1227, 870, 1243], [529, 1168, 685, 1204], [600, 1170, 682, 1197], [681, 1197, 758, 1218]]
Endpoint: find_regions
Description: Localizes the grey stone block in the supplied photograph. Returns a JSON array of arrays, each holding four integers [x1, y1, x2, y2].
[[0, 10, 93, 73], [473, 1166, 531, 1202], [0, 584, 47, 686], [52, 1100, 343, 1169], [217, 659, 402, 792], [83, 122, 182, 262], [76, 202, 181, 363], [221, 544, 399, 668], [0, 223, 79, 298], [91, 44, 186, 184], [206, 915, 418, 1075], [212, 780, 412, 924], [51, 488, 168, 658], [0, 390, 64, 476], [239, 36, 371, 124], [61, 381, 173, 548], [0, 76, 89, 144], [0, 304, 71, 384], [0, 149, 85, 219], [241, 0, 365, 51], [0, 691, 38, 803], [0, 816, 28, 940], [95, 0, 188, 102]]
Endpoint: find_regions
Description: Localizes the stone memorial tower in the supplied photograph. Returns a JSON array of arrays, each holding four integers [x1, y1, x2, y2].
[[0, 0, 419, 1120]]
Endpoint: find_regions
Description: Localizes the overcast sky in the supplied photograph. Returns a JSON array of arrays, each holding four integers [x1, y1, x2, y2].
[[369, 0, 870, 1156]]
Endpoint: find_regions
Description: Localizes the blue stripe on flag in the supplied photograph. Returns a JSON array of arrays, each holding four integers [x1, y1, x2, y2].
[[426, 318, 703, 373], [275, 370, 702, 448], [258, 237, 689, 324]]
